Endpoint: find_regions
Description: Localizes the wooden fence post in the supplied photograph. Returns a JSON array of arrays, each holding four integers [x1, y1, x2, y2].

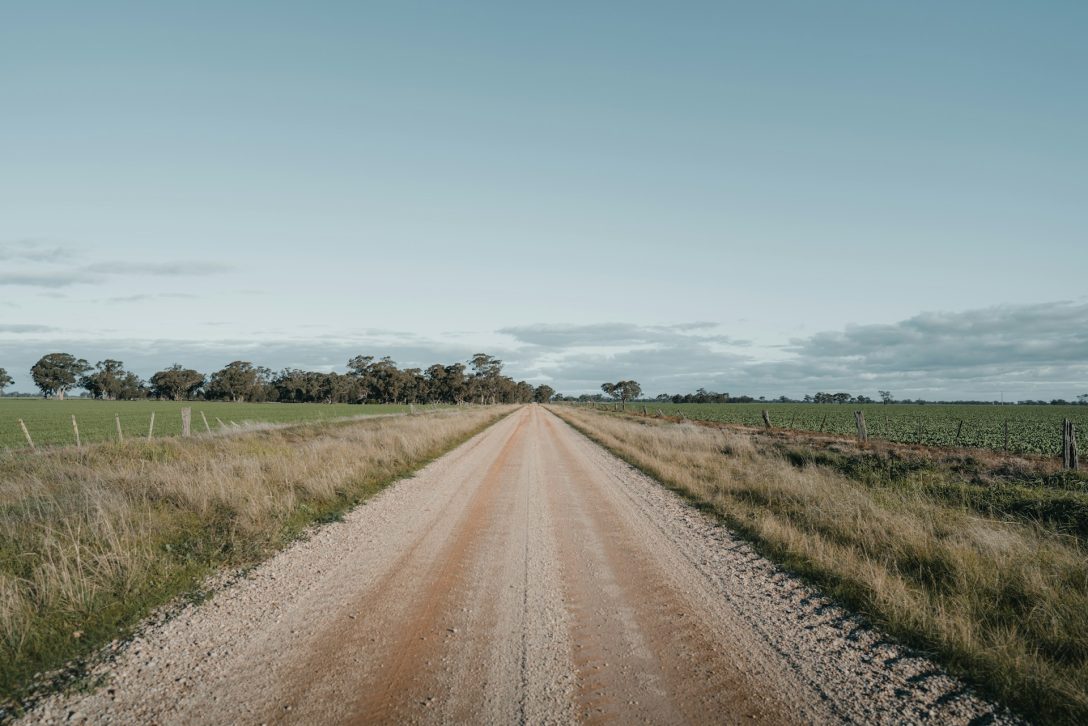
[[761, 409, 772, 429], [115, 414, 124, 442], [18, 419, 35, 450], [181, 407, 192, 437], [955, 420, 964, 446], [854, 410, 868, 442], [200, 411, 212, 433], [1063, 420, 1079, 470], [1066, 420, 1074, 472], [1071, 422, 1079, 470], [147, 412, 155, 442], [1003, 420, 1009, 453], [72, 414, 81, 449]]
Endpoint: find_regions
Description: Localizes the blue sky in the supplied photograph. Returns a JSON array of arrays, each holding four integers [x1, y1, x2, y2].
[[1, 2, 1086, 398]]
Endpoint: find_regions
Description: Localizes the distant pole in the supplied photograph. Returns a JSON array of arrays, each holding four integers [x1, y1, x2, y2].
[[761, 410, 772, 429], [955, 420, 964, 446], [147, 412, 155, 442], [115, 414, 124, 442], [18, 419, 35, 450], [72, 415, 81, 449]]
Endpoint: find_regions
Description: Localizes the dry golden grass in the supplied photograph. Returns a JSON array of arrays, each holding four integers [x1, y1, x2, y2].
[[551, 405, 1088, 724], [0, 406, 513, 708]]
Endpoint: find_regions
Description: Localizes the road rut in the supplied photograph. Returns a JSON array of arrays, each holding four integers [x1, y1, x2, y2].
[[23, 405, 1010, 724]]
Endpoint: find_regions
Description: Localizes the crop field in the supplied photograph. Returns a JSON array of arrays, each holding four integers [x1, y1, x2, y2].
[[0, 399, 424, 450], [621, 402, 1087, 456]]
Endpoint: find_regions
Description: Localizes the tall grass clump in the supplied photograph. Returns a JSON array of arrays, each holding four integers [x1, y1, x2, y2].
[[0, 406, 512, 709], [550, 405, 1088, 724]]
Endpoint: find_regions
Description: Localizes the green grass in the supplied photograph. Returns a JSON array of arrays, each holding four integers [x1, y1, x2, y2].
[[0, 399, 430, 450], [627, 402, 1088, 456]]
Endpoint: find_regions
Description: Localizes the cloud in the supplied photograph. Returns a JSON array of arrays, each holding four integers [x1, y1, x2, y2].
[[0, 324, 58, 333], [0, 272, 92, 288], [504, 305, 1088, 398], [499, 322, 748, 348], [85, 261, 237, 276], [789, 302, 1088, 370], [100, 293, 199, 303], [0, 236, 234, 287], [0, 302, 1084, 399], [0, 239, 74, 262]]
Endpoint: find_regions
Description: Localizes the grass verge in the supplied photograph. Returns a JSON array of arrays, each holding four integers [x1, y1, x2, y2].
[[0, 405, 514, 714], [549, 405, 1088, 724]]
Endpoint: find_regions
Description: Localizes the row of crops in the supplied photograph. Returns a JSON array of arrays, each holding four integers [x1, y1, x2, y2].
[[603, 402, 1087, 457], [0, 399, 422, 450]]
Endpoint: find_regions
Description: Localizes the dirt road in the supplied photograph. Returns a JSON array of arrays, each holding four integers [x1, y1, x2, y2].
[[25, 405, 1011, 724]]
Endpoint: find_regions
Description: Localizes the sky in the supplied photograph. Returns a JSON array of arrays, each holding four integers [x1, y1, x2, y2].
[[1, 1, 1086, 399]]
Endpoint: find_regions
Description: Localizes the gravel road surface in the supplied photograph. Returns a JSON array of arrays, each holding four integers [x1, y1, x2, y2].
[[23, 405, 1013, 724]]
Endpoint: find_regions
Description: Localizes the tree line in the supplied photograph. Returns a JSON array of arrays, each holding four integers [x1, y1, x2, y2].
[[5, 353, 558, 405]]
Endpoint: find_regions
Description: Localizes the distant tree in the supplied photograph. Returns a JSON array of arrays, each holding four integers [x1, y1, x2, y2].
[[468, 353, 504, 403], [601, 380, 641, 409], [206, 361, 270, 402], [803, 394, 813, 403], [878, 390, 893, 405], [0, 368, 12, 395], [80, 359, 131, 400], [424, 363, 467, 404], [30, 353, 91, 399], [831, 392, 851, 404], [533, 384, 556, 403], [117, 371, 148, 400], [150, 365, 205, 401], [1078, 393, 1088, 405]]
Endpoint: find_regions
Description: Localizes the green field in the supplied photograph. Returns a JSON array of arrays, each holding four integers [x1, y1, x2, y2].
[[621, 402, 1087, 456], [0, 399, 424, 450]]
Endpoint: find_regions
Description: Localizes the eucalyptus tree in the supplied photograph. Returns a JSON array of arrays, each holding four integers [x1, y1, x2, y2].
[[150, 365, 205, 401], [533, 384, 556, 403], [206, 361, 272, 402], [601, 380, 642, 409], [80, 359, 136, 400], [30, 353, 91, 399]]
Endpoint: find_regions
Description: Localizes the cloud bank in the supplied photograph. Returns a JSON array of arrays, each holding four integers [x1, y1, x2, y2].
[[0, 301, 1085, 399]]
